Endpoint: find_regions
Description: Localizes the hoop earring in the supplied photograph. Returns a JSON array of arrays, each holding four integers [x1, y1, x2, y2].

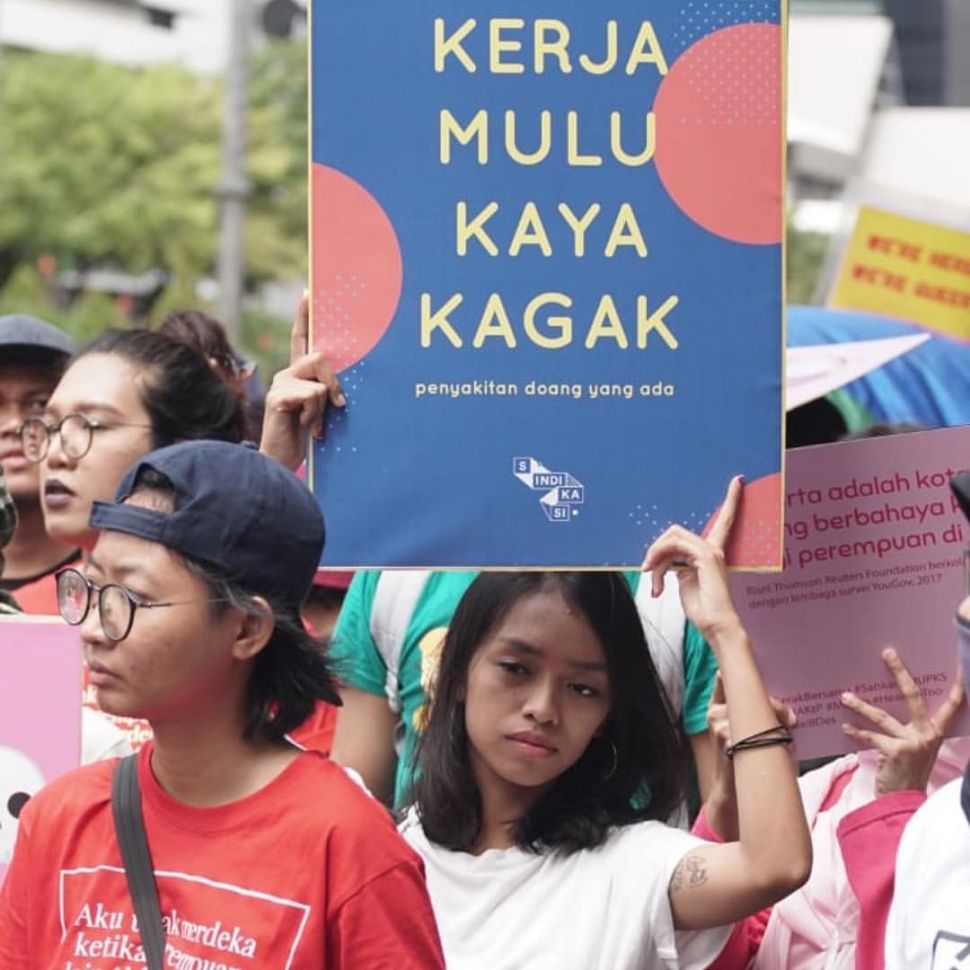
[[601, 737, 618, 783]]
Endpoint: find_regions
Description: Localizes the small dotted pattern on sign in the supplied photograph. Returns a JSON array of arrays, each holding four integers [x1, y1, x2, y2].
[[672, 0, 780, 56], [672, 21, 780, 128], [315, 273, 367, 370], [631, 472, 783, 568]]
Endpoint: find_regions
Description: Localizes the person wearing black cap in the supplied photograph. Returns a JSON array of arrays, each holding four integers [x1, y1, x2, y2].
[[0, 440, 445, 968], [0, 313, 81, 612]]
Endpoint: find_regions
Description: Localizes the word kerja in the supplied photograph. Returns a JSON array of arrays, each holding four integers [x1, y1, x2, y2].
[[437, 18, 667, 168]]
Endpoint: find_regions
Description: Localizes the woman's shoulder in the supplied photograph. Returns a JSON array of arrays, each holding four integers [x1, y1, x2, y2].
[[16, 758, 115, 829], [288, 753, 409, 839], [604, 817, 700, 853]]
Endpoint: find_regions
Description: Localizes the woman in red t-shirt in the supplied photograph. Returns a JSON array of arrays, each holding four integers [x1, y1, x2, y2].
[[0, 440, 443, 968]]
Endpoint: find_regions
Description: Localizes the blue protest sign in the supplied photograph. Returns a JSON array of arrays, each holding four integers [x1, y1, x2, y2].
[[310, 2, 785, 567]]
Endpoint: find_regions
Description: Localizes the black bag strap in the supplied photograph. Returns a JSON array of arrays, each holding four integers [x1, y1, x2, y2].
[[111, 754, 166, 970]]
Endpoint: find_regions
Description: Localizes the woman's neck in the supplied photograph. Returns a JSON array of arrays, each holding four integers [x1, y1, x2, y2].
[[470, 758, 549, 854], [4, 499, 76, 580], [148, 706, 298, 808]]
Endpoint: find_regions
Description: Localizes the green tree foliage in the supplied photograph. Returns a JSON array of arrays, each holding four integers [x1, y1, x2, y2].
[[0, 42, 307, 367], [786, 225, 829, 305]]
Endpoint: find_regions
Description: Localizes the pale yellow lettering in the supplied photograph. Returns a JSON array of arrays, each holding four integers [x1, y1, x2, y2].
[[505, 110, 552, 165], [557, 203, 601, 257], [421, 293, 464, 348], [456, 202, 499, 256], [610, 112, 656, 167], [434, 18, 477, 73], [577, 20, 617, 74], [490, 18, 525, 73], [637, 295, 679, 348], [510, 203, 553, 256], [440, 109, 488, 164], [567, 111, 602, 167], [524, 293, 573, 348], [605, 203, 648, 258], [473, 295, 518, 348], [625, 22, 668, 76], [585, 296, 628, 348], [534, 20, 571, 73]]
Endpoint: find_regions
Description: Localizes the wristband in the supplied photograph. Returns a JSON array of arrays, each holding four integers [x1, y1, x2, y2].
[[724, 725, 793, 760]]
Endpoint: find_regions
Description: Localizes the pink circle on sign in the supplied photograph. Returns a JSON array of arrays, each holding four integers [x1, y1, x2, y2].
[[654, 24, 782, 245], [311, 163, 403, 371], [703, 471, 783, 568]]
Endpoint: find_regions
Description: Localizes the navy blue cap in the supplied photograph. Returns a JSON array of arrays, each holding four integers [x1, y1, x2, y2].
[[0, 314, 76, 358], [89, 441, 324, 609]]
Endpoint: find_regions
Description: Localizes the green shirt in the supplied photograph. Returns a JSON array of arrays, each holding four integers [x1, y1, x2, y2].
[[330, 570, 718, 806]]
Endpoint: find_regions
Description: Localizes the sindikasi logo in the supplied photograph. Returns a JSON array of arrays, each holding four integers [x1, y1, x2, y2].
[[513, 458, 585, 522]]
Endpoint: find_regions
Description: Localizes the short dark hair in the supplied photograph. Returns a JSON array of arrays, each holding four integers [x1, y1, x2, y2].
[[410, 572, 689, 854], [75, 329, 247, 448], [129, 466, 340, 741]]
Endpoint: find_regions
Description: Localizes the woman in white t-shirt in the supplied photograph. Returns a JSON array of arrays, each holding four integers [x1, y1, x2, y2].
[[400, 478, 813, 970]]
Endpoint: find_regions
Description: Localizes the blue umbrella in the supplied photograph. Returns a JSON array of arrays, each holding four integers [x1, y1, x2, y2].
[[787, 306, 970, 428]]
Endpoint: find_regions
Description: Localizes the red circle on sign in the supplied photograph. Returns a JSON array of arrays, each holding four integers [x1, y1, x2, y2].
[[311, 163, 403, 370], [654, 24, 782, 245]]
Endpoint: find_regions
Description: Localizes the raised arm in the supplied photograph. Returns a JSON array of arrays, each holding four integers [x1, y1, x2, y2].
[[260, 292, 346, 470], [642, 478, 812, 931]]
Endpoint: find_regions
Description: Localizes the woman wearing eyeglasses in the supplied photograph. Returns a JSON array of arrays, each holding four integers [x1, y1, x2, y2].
[[0, 440, 445, 968], [30, 327, 247, 553]]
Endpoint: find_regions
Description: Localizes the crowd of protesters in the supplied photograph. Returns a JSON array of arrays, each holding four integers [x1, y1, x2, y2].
[[0, 303, 966, 969]]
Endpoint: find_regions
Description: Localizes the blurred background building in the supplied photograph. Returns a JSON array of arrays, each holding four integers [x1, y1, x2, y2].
[[0, 0, 305, 74]]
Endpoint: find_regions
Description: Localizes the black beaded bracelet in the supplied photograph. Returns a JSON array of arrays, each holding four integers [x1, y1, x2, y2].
[[724, 725, 793, 760]]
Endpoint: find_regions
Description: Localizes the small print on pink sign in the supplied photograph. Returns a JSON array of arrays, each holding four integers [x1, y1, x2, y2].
[[730, 425, 970, 759]]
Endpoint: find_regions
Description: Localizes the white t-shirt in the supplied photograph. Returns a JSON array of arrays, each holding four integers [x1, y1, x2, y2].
[[399, 810, 731, 970], [885, 776, 970, 970]]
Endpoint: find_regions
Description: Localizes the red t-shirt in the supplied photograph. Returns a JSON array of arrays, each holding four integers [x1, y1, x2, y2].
[[1, 568, 60, 615], [0, 550, 81, 615], [0, 745, 444, 969], [289, 701, 338, 756]]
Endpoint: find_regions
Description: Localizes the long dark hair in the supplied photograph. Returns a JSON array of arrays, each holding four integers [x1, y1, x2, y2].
[[75, 329, 247, 447], [410, 572, 689, 854]]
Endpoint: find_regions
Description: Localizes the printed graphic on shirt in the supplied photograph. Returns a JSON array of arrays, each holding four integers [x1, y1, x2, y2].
[[412, 627, 448, 731], [513, 457, 585, 522], [932, 930, 970, 969], [57, 866, 310, 969]]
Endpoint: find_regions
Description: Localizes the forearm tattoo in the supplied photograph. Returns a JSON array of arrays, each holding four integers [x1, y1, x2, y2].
[[670, 854, 709, 893]]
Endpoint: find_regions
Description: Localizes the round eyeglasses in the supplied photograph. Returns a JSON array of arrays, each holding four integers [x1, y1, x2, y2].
[[56, 568, 227, 642], [19, 413, 153, 463]]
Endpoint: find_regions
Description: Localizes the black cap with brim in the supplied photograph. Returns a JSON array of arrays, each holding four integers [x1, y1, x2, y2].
[[0, 314, 77, 359]]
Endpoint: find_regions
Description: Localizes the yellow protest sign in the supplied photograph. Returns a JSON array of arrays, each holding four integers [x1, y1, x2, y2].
[[829, 206, 970, 339]]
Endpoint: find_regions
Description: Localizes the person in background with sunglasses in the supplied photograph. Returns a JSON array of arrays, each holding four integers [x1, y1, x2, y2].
[[0, 439, 445, 969]]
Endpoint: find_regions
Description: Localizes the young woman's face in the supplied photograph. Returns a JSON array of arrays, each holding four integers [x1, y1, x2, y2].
[[40, 354, 154, 549], [79, 517, 242, 725], [463, 586, 612, 809]]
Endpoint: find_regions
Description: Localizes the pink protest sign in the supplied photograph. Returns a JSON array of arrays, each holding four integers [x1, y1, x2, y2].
[[730, 426, 970, 759], [0, 616, 82, 882]]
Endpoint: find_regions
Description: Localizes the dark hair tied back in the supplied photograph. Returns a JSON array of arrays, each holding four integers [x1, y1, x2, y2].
[[76, 328, 248, 447]]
